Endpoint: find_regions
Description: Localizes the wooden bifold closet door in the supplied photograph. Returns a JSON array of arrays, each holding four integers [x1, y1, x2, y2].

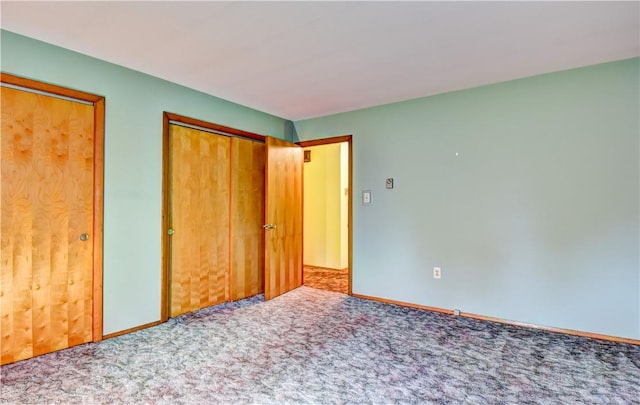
[[1, 82, 103, 365], [168, 125, 231, 317], [230, 137, 265, 301], [164, 117, 303, 318], [167, 124, 265, 317]]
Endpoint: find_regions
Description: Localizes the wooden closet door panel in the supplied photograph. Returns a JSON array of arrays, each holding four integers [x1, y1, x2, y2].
[[168, 126, 193, 317], [264, 137, 303, 300], [230, 138, 265, 301], [1, 87, 35, 363], [199, 135, 230, 308], [64, 95, 95, 348], [169, 125, 230, 317], [1, 87, 94, 364]]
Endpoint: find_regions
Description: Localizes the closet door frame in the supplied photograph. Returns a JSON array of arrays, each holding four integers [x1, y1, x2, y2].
[[160, 112, 265, 321], [0, 73, 105, 341]]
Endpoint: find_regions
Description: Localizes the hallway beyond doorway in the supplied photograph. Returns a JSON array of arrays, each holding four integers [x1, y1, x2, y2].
[[303, 266, 348, 294]]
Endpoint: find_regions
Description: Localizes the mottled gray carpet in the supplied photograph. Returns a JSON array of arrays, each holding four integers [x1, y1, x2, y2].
[[1, 287, 638, 404]]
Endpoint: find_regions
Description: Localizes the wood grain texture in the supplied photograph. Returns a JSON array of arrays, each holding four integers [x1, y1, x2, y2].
[[296, 135, 352, 148], [92, 98, 105, 341], [230, 138, 265, 300], [169, 125, 231, 317], [264, 137, 303, 300], [164, 112, 266, 142], [1, 73, 103, 103], [1, 87, 94, 364], [161, 113, 171, 322]]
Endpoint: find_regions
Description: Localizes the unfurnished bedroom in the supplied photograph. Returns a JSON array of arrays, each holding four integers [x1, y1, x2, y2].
[[0, 1, 638, 404]]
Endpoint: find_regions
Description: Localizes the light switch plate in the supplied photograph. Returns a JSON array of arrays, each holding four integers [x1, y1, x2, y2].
[[362, 190, 372, 205]]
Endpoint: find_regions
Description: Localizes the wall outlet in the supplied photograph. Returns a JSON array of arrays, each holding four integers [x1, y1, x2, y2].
[[433, 267, 441, 279]]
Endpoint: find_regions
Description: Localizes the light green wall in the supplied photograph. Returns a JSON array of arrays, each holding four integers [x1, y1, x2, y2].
[[295, 58, 640, 339], [1, 30, 290, 335]]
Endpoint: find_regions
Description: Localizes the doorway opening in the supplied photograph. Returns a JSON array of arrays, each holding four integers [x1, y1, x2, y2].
[[298, 136, 352, 295]]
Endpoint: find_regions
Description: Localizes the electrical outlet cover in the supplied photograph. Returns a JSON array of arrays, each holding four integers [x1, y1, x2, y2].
[[362, 190, 372, 205]]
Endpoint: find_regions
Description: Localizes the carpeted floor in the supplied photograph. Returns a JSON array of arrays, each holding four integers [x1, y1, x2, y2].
[[303, 266, 349, 294], [1, 286, 639, 404]]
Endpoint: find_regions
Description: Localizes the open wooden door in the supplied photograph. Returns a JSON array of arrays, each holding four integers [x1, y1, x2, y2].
[[264, 137, 303, 300]]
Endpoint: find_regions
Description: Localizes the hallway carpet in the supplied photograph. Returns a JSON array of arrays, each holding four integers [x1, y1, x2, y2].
[[303, 265, 348, 294]]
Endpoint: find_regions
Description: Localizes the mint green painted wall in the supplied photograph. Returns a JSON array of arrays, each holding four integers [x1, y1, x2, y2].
[[1, 30, 290, 335], [295, 58, 640, 339]]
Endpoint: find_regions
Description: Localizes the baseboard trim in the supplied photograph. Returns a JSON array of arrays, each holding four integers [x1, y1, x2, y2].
[[351, 293, 640, 345], [102, 320, 163, 340], [352, 294, 453, 315]]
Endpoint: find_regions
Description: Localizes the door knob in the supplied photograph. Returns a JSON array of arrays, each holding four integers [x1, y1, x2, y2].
[[79, 233, 89, 241], [168, 228, 175, 235]]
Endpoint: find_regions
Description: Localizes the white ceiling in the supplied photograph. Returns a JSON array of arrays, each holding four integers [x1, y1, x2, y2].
[[1, 1, 639, 121]]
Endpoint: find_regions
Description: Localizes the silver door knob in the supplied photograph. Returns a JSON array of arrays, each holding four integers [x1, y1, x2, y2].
[[168, 228, 175, 235], [79, 233, 89, 241]]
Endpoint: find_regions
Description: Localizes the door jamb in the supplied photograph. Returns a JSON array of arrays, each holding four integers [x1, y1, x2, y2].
[[1, 73, 106, 341], [296, 135, 353, 295]]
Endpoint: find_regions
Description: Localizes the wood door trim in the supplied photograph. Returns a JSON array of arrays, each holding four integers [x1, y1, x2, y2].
[[164, 112, 266, 142], [1, 73, 105, 341], [297, 135, 352, 148], [161, 112, 266, 321], [92, 98, 105, 341], [161, 114, 170, 322], [102, 320, 163, 340], [1, 73, 104, 103], [297, 135, 353, 295]]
